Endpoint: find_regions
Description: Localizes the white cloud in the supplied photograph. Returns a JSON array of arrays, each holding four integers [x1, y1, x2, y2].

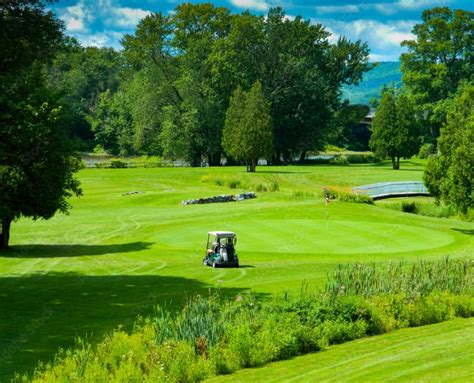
[[108, 7, 151, 29], [76, 31, 124, 50], [315, 5, 360, 15], [314, 18, 416, 61], [230, 0, 270, 11], [315, 0, 453, 16], [59, 1, 91, 33], [57, 0, 152, 48]]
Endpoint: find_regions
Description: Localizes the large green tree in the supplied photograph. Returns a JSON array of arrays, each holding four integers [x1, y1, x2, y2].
[[401, 7, 474, 141], [222, 82, 273, 172], [423, 83, 474, 214], [210, 8, 370, 163], [369, 91, 420, 169], [48, 40, 124, 148], [0, 1, 82, 249]]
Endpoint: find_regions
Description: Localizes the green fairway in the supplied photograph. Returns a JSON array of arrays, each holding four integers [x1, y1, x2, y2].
[[0, 161, 473, 380], [207, 318, 474, 382]]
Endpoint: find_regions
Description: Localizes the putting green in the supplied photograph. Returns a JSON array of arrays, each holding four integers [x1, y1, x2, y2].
[[155, 218, 454, 255]]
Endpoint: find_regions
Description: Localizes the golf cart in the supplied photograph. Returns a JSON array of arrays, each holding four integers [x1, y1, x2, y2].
[[203, 231, 239, 268]]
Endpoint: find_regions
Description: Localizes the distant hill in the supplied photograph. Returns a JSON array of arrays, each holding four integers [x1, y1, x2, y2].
[[342, 61, 402, 105]]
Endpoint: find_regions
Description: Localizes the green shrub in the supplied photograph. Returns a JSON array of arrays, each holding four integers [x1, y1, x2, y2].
[[381, 200, 457, 219], [269, 179, 280, 192], [324, 187, 374, 205], [292, 191, 315, 198], [418, 143, 436, 159], [329, 155, 350, 166], [318, 319, 368, 344], [255, 183, 268, 192], [401, 201, 417, 213], [227, 179, 241, 189], [110, 160, 128, 168]]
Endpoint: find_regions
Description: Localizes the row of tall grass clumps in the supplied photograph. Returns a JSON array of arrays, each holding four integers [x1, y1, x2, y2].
[[22, 258, 473, 382], [201, 174, 280, 192], [302, 152, 381, 166], [381, 200, 472, 220], [324, 186, 374, 204], [92, 156, 170, 168]]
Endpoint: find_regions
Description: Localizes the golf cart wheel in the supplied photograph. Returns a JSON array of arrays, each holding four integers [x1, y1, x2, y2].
[[203, 260, 208, 266], [235, 262, 239, 268]]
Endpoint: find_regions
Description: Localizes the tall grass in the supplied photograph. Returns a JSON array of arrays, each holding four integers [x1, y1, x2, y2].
[[324, 186, 374, 204], [325, 258, 473, 299], [201, 174, 280, 193], [382, 200, 456, 218]]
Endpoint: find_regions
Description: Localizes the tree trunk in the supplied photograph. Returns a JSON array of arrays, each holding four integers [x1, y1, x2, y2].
[[247, 159, 256, 173], [0, 218, 12, 250], [190, 155, 201, 167], [208, 152, 221, 167], [271, 151, 282, 165], [298, 151, 307, 163], [391, 156, 400, 170]]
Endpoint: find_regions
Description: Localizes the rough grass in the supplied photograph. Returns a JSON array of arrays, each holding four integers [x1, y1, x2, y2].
[[208, 317, 474, 383], [0, 159, 473, 380]]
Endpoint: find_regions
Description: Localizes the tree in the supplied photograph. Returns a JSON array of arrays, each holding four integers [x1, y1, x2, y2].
[[330, 103, 370, 151], [401, 7, 474, 141], [210, 8, 370, 163], [48, 41, 124, 148], [423, 83, 474, 214], [369, 91, 420, 169], [222, 82, 273, 172], [0, 1, 82, 249]]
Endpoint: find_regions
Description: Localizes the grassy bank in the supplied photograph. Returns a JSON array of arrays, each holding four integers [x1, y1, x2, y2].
[[21, 259, 473, 381], [209, 317, 474, 382]]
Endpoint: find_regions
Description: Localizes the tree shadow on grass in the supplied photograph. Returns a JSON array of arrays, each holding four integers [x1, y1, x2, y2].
[[451, 228, 474, 236], [0, 242, 154, 258], [0, 271, 260, 380]]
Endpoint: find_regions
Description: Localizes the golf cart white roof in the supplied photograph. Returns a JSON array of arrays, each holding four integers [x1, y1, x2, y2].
[[208, 231, 236, 238]]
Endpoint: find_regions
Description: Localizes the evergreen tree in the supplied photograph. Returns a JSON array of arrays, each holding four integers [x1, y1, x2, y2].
[[222, 82, 273, 172], [369, 91, 420, 169]]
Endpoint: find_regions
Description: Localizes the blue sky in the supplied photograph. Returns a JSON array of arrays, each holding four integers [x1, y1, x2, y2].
[[51, 0, 473, 61]]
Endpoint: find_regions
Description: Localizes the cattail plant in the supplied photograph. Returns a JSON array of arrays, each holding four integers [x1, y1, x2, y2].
[[325, 257, 473, 299]]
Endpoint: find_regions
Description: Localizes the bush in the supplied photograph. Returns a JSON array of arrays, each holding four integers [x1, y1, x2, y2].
[[292, 191, 315, 198], [110, 160, 128, 168], [382, 200, 456, 219], [418, 143, 436, 159], [401, 201, 417, 213], [329, 155, 350, 166], [324, 187, 374, 205], [227, 179, 241, 189]]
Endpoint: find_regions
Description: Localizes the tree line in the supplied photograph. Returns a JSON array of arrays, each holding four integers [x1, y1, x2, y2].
[[0, 1, 472, 249], [51, 4, 371, 166]]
